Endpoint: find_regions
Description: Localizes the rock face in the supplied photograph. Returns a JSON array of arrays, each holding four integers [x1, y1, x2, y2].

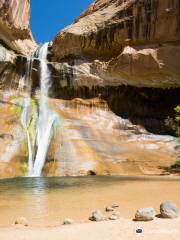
[[0, 0, 36, 55], [0, 0, 180, 178], [160, 202, 180, 219], [0, 0, 37, 178], [0, 0, 36, 96], [52, 0, 180, 88]]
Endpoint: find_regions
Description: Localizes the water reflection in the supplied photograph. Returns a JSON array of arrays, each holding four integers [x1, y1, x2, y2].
[[0, 176, 179, 194]]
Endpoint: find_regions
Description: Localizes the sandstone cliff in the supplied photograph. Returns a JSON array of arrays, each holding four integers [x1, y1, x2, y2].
[[0, 0, 37, 94], [0, 0, 36, 55], [0, 0, 36, 178], [0, 0, 179, 178], [52, 0, 180, 88]]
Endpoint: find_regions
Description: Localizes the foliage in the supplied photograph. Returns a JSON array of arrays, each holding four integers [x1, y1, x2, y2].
[[171, 160, 180, 172], [165, 105, 180, 138], [165, 105, 180, 172]]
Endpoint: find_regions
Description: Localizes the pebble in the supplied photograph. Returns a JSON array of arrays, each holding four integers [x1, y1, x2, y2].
[[63, 218, 74, 225], [112, 204, 119, 208], [109, 214, 119, 220], [15, 217, 28, 226], [136, 228, 143, 234], [106, 207, 114, 212]]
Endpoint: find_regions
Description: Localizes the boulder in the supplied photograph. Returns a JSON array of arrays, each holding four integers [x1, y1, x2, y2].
[[160, 202, 180, 219], [135, 208, 156, 221], [89, 210, 104, 222]]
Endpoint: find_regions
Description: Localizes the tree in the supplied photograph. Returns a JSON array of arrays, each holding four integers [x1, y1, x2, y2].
[[165, 106, 180, 172], [165, 105, 180, 138]]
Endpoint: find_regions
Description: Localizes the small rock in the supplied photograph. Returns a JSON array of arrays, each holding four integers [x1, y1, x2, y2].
[[160, 202, 180, 219], [136, 228, 143, 234], [106, 207, 114, 212], [135, 208, 156, 221], [112, 204, 119, 208], [109, 214, 119, 220], [15, 217, 28, 226], [63, 218, 74, 225], [19, 217, 28, 225], [89, 210, 104, 221]]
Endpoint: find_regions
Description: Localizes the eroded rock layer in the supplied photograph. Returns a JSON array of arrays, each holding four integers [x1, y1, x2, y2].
[[52, 0, 180, 88], [0, 93, 178, 178], [0, 0, 179, 178], [0, 0, 36, 55]]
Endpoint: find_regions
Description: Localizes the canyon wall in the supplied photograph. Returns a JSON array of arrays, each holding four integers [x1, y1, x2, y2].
[[0, 0, 36, 55], [0, 0, 179, 177], [52, 0, 180, 88], [47, 0, 180, 176], [0, 0, 36, 95], [0, 0, 36, 178]]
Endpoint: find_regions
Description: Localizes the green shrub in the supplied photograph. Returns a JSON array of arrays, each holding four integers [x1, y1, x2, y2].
[[171, 160, 180, 172], [165, 106, 180, 172]]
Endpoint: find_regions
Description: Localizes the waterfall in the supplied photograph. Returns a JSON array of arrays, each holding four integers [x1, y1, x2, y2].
[[20, 56, 34, 175], [21, 97, 33, 173], [21, 43, 58, 177], [32, 43, 57, 176]]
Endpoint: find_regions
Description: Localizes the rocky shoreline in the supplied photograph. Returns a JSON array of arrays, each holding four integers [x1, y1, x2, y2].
[[14, 201, 180, 227]]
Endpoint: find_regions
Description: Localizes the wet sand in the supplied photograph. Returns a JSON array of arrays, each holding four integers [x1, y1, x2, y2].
[[0, 176, 179, 227]]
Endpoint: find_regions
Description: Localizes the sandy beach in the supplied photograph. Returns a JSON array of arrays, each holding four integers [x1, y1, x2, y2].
[[0, 177, 179, 239], [0, 218, 180, 240], [0, 176, 179, 227]]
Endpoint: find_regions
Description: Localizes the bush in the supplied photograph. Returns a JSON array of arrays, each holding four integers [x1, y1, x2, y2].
[[165, 105, 180, 137], [165, 106, 180, 172], [171, 160, 180, 172]]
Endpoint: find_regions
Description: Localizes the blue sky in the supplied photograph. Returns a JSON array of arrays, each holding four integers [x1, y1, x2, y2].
[[30, 0, 94, 43]]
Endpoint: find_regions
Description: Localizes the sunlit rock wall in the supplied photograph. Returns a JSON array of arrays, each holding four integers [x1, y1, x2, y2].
[[52, 0, 180, 88], [0, 0, 179, 178], [0, 0, 36, 55], [45, 97, 179, 176]]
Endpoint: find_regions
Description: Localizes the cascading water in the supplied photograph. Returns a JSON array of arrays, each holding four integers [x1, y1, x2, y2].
[[21, 97, 33, 173], [20, 56, 35, 175], [20, 43, 58, 177], [32, 43, 57, 176]]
